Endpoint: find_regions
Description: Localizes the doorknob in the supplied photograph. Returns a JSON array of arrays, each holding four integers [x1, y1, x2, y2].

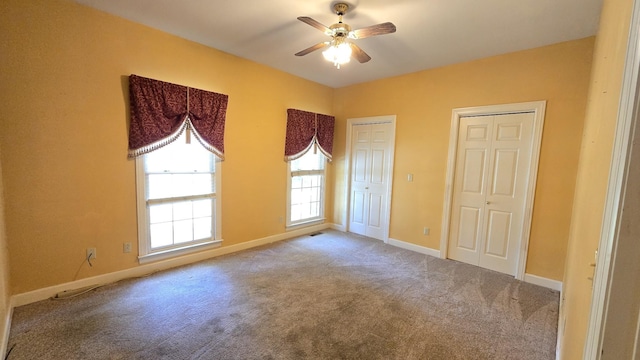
[[486, 201, 490, 205]]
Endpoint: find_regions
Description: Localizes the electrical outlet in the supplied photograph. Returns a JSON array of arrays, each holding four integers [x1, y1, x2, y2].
[[123, 242, 132, 253], [86, 247, 96, 260], [423, 227, 430, 236]]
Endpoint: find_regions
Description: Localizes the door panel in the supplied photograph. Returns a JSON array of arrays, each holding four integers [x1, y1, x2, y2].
[[373, 129, 387, 142], [448, 116, 492, 264], [356, 129, 370, 142], [448, 112, 534, 275], [349, 122, 393, 241], [351, 191, 366, 225], [496, 123, 522, 141], [482, 113, 533, 274], [371, 149, 385, 184], [491, 149, 519, 197], [368, 193, 383, 228], [458, 206, 481, 250], [353, 149, 368, 183], [467, 124, 490, 141], [462, 149, 487, 193], [484, 210, 512, 258], [349, 127, 370, 236]]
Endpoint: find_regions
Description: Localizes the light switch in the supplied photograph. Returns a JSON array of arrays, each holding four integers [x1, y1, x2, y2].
[[407, 174, 413, 182]]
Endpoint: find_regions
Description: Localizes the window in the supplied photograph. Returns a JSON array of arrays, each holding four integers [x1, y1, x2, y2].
[[135, 131, 222, 263], [287, 150, 326, 227]]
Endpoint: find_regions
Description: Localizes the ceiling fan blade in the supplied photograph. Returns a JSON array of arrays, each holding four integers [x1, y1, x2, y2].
[[297, 17, 331, 35], [351, 22, 396, 39], [350, 43, 371, 63], [295, 42, 327, 56]]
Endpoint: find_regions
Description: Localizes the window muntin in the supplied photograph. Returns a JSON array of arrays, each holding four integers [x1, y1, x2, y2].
[[287, 150, 326, 226], [136, 131, 221, 262]]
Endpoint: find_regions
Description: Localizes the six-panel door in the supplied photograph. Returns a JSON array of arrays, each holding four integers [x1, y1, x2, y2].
[[349, 123, 393, 240], [448, 113, 534, 275]]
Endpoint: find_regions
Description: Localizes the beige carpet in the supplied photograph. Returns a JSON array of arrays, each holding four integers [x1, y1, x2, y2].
[[7, 230, 559, 359]]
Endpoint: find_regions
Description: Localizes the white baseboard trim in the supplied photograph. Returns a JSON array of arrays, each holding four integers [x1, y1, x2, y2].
[[387, 238, 441, 258], [330, 223, 347, 232], [386, 238, 562, 292], [11, 223, 333, 308], [523, 273, 563, 292]]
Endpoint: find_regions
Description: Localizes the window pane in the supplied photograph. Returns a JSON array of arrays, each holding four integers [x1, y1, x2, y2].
[[291, 188, 301, 204], [171, 174, 194, 197], [145, 132, 214, 173], [291, 204, 301, 222], [147, 174, 173, 199], [147, 199, 213, 249], [302, 176, 311, 188], [144, 131, 215, 200], [193, 199, 212, 217], [149, 204, 172, 224], [150, 222, 173, 248], [288, 151, 324, 225], [192, 174, 214, 194], [173, 219, 193, 244], [310, 202, 320, 217], [140, 129, 220, 258], [290, 150, 325, 171], [173, 201, 193, 221], [193, 217, 212, 240], [302, 188, 311, 204], [291, 176, 302, 189]]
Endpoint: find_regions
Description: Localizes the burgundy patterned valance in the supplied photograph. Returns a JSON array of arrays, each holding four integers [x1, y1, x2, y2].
[[284, 108, 335, 162], [128, 74, 228, 159]]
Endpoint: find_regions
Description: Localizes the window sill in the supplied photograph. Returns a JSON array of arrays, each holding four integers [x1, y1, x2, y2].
[[286, 218, 325, 231], [138, 239, 223, 264]]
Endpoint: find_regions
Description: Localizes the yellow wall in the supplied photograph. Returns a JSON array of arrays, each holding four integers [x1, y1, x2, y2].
[[560, 0, 634, 357], [333, 38, 594, 280], [0, 147, 11, 353], [0, 0, 333, 294]]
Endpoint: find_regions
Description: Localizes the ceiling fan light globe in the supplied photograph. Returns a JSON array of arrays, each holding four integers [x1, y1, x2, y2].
[[322, 42, 352, 65]]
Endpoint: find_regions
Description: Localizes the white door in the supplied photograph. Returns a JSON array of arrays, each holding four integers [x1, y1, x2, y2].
[[448, 113, 534, 275], [349, 122, 393, 240]]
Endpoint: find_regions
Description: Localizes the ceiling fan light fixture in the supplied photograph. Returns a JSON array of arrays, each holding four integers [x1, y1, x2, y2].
[[322, 41, 352, 69], [296, 2, 396, 68]]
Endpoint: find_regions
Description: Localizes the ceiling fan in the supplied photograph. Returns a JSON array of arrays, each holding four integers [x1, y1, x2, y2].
[[295, 2, 396, 69]]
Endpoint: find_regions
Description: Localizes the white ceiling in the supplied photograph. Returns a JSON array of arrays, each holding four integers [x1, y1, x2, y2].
[[73, 0, 603, 88]]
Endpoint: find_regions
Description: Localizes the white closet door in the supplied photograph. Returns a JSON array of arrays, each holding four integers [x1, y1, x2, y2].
[[349, 123, 393, 240], [448, 113, 534, 275]]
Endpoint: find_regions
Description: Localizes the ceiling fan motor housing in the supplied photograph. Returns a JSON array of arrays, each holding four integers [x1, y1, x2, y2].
[[330, 22, 351, 38]]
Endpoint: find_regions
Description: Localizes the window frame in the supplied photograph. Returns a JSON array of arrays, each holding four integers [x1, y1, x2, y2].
[[135, 134, 222, 264], [286, 150, 327, 229]]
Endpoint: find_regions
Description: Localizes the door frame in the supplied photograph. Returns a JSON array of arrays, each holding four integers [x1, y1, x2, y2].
[[343, 115, 397, 242], [584, 0, 640, 355], [439, 101, 546, 280]]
